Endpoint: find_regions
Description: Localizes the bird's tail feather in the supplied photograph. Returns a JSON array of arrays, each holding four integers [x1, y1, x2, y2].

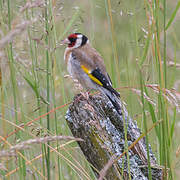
[[100, 88, 122, 115]]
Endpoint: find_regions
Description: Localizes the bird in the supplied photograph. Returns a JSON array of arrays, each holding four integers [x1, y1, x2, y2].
[[62, 33, 122, 115]]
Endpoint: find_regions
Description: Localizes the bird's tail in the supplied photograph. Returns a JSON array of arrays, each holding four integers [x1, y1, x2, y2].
[[100, 88, 122, 115]]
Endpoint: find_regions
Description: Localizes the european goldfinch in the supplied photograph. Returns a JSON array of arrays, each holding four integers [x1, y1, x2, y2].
[[62, 33, 121, 115]]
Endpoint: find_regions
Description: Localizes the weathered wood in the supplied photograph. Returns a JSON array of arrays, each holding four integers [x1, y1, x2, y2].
[[65, 93, 163, 180]]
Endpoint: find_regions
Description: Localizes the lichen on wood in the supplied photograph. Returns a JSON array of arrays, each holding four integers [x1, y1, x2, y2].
[[65, 93, 163, 180]]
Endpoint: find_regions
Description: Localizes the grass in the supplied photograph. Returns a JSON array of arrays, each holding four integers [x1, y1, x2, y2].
[[0, 0, 180, 179]]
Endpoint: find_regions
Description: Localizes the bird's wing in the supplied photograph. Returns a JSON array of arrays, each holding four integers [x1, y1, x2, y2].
[[72, 44, 120, 97], [81, 65, 120, 97]]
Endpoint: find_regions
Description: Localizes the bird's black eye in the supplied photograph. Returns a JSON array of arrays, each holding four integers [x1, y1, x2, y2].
[[68, 37, 76, 43]]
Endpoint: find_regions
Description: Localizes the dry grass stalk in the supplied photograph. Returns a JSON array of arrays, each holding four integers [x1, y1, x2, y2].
[[0, 151, 17, 158], [0, 163, 7, 171], [0, 21, 31, 49], [20, 0, 45, 12], [165, 61, 180, 69], [131, 88, 156, 106], [0, 136, 83, 158], [146, 84, 180, 112]]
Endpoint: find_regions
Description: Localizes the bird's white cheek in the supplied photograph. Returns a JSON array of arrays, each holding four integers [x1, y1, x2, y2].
[[74, 38, 82, 48]]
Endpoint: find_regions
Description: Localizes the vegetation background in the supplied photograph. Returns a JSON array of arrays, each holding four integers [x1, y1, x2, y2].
[[0, 0, 179, 179]]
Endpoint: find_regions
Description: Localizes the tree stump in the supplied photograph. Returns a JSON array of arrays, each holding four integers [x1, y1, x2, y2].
[[65, 93, 163, 180]]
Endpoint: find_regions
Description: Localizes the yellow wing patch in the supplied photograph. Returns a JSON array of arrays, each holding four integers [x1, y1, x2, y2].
[[81, 65, 103, 86]]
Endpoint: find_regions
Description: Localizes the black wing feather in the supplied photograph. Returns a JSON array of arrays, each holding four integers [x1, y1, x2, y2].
[[91, 68, 120, 97]]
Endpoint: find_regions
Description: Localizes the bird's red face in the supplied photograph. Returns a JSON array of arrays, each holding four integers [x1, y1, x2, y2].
[[67, 33, 78, 47], [62, 33, 88, 48]]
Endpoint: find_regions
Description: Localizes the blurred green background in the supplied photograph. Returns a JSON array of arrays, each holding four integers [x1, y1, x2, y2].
[[0, 0, 179, 179]]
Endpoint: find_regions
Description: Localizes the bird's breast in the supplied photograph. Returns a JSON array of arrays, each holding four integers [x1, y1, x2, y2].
[[64, 48, 72, 65]]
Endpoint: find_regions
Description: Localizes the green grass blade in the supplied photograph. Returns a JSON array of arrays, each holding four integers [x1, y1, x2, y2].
[[165, 1, 180, 30], [58, 9, 81, 41], [140, 33, 151, 66], [139, 71, 152, 180], [170, 108, 176, 145]]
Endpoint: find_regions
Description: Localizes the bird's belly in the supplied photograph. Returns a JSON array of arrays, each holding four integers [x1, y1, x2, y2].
[[68, 56, 98, 90]]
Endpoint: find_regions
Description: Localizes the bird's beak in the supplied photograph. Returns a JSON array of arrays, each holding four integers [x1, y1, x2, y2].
[[61, 38, 70, 45]]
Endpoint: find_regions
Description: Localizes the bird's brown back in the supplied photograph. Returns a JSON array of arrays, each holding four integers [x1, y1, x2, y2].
[[72, 43, 107, 74]]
